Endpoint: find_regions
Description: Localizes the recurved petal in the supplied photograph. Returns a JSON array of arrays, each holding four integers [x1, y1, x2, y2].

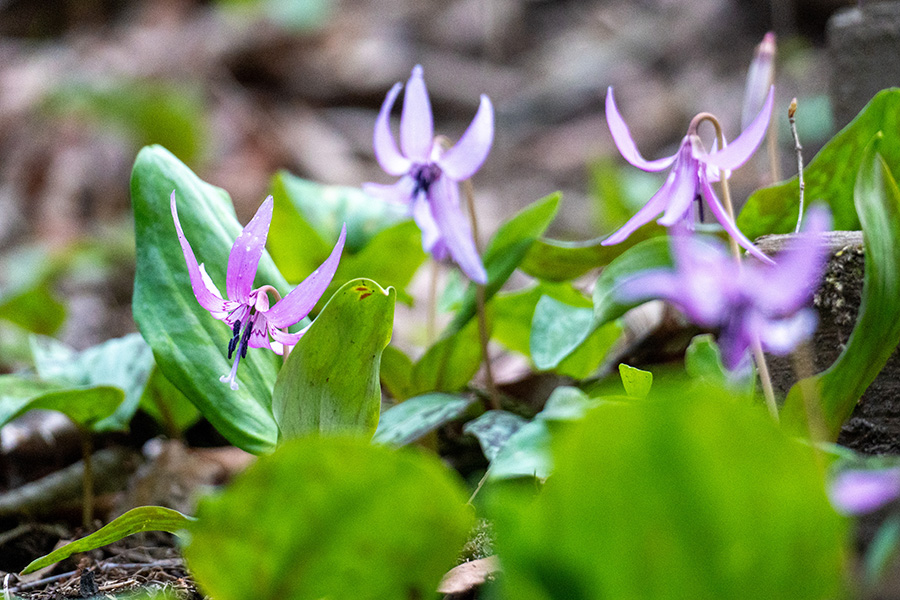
[[362, 178, 415, 207], [412, 195, 444, 254], [266, 224, 347, 328], [829, 468, 900, 515], [199, 264, 239, 320], [605, 87, 677, 172], [226, 196, 274, 303], [428, 175, 487, 284], [374, 82, 412, 176], [439, 95, 494, 181], [746, 206, 831, 314], [170, 192, 231, 316], [657, 148, 700, 227], [400, 65, 434, 162], [269, 323, 310, 352], [601, 170, 675, 246], [699, 176, 775, 265], [616, 270, 679, 304], [702, 86, 774, 171], [756, 308, 817, 355]]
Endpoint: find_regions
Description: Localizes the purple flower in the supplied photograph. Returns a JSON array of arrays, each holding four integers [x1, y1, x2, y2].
[[364, 65, 493, 284], [602, 86, 775, 264], [618, 206, 831, 370], [829, 468, 900, 515], [171, 192, 346, 390]]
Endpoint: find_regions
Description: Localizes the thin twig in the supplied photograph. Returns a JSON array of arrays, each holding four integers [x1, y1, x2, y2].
[[80, 428, 94, 531], [463, 179, 500, 411], [427, 260, 439, 346], [789, 98, 805, 232]]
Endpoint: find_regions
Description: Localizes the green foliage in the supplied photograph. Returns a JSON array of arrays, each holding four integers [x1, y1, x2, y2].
[[20, 507, 194, 575], [272, 279, 394, 440], [131, 145, 286, 454], [0, 374, 123, 431], [373, 393, 474, 447], [782, 143, 900, 438], [414, 317, 484, 395], [490, 383, 849, 599], [184, 436, 473, 600], [31, 333, 154, 431], [0, 247, 66, 335], [445, 193, 560, 336], [618, 363, 652, 398], [490, 283, 622, 379], [268, 172, 425, 303], [464, 410, 529, 462], [739, 88, 900, 238], [45, 81, 207, 164]]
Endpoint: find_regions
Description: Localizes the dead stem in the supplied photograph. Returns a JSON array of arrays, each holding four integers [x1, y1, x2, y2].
[[80, 428, 94, 531], [789, 98, 806, 232], [463, 179, 500, 411]]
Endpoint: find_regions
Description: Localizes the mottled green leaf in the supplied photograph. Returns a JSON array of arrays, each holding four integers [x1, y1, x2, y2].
[[131, 145, 285, 454], [373, 393, 474, 447], [184, 436, 473, 600], [738, 88, 900, 239], [31, 333, 155, 431], [0, 374, 123, 431], [272, 279, 394, 440], [464, 410, 529, 462], [21, 506, 194, 575], [782, 143, 900, 438]]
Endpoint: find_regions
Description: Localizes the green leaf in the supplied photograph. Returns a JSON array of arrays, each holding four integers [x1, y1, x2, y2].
[[373, 393, 474, 447], [0, 374, 124, 431], [412, 316, 483, 394], [184, 436, 473, 600], [139, 367, 201, 434], [131, 145, 285, 454], [20, 506, 194, 575], [445, 193, 560, 337], [379, 345, 416, 401], [31, 333, 155, 431], [618, 363, 652, 398], [487, 419, 552, 480], [738, 88, 900, 238], [46, 81, 207, 165], [530, 295, 594, 371], [490, 382, 849, 600], [464, 410, 529, 462], [537, 386, 598, 422], [684, 335, 755, 397], [782, 144, 900, 438], [0, 247, 66, 335], [272, 279, 395, 440]]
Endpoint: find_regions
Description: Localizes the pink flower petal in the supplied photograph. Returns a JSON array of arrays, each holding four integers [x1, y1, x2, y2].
[[266, 224, 347, 328], [400, 65, 434, 162], [170, 192, 232, 316], [428, 175, 487, 284], [374, 82, 412, 176], [439, 95, 494, 181], [702, 86, 774, 171], [226, 196, 274, 303], [605, 87, 677, 172], [601, 171, 676, 246], [699, 176, 775, 265]]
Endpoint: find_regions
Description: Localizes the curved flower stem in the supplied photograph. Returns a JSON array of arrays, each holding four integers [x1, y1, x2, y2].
[[691, 113, 779, 421], [258, 285, 292, 362], [463, 179, 500, 411]]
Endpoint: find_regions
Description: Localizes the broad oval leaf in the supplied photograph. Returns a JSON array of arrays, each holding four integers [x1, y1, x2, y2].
[[738, 88, 900, 238], [490, 383, 849, 600], [272, 278, 395, 439], [131, 145, 286, 454], [184, 436, 473, 600], [782, 143, 900, 437], [0, 375, 123, 431], [373, 393, 474, 447], [21, 506, 194, 575]]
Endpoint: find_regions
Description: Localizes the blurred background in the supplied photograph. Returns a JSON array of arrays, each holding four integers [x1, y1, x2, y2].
[[0, 0, 854, 369]]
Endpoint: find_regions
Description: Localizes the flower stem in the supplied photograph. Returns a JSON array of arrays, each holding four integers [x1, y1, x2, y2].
[[80, 427, 94, 531], [692, 113, 779, 421], [463, 179, 500, 411], [427, 260, 439, 346], [789, 98, 806, 232]]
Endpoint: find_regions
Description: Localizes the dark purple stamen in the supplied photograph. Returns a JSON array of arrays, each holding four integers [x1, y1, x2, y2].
[[227, 319, 242, 360], [238, 320, 252, 359], [410, 163, 442, 198]]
